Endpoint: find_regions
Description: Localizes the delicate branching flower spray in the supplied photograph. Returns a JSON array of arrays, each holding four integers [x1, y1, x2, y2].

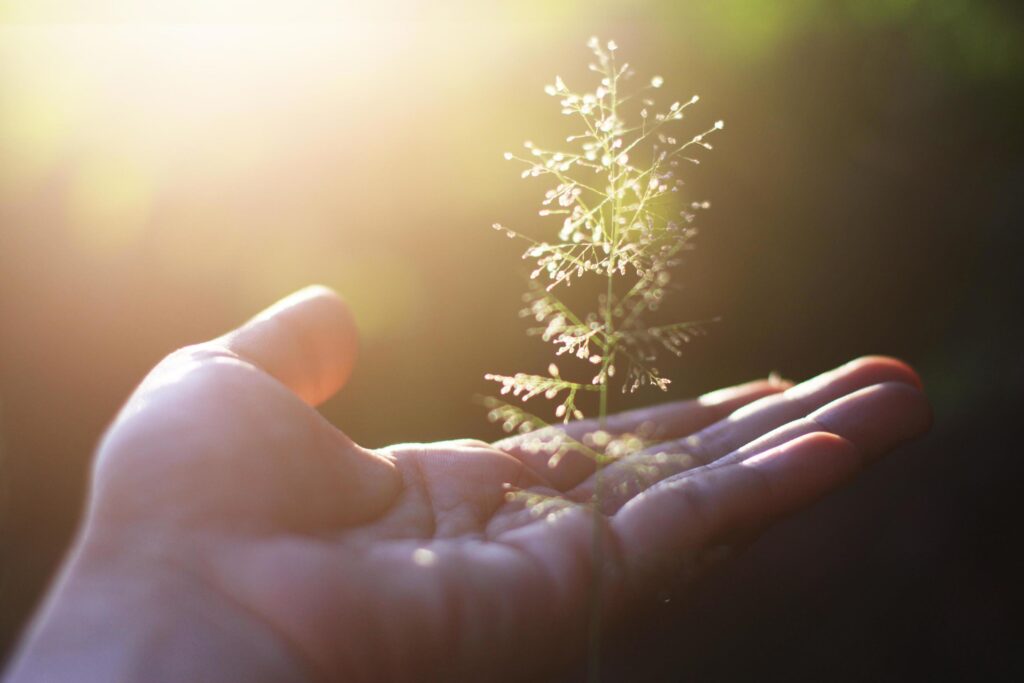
[[485, 37, 723, 678]]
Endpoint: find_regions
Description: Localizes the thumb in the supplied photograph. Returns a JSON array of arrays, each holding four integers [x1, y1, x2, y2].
[[217, 285, 359, 407], [94, 285, 397, 531]]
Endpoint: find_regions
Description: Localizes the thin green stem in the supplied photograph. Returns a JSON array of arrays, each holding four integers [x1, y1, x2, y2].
[[588, 52, 621, 681], [588, 379, 607, 683], [492, 40, 720, 683]]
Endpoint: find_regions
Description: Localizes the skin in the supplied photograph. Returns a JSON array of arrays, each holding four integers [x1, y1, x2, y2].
[[3, 286, 932, 683]]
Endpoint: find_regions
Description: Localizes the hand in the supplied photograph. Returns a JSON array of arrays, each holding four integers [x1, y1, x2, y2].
[[4, 287, 931, 683]]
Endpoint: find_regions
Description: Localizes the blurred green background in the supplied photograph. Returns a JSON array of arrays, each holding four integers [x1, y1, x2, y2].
[[1, 0, 1022, 675]]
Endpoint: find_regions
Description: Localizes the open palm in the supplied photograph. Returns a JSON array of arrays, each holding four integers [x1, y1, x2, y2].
[[7, 287, 931, 683]]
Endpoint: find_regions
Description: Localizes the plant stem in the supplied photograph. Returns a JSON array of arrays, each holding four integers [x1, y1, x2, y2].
[[588, 74, 619, 674], [587, 380, 606, 683]]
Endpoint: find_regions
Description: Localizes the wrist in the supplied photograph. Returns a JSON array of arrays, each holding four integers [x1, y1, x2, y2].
[[4, 524, 311, 683]]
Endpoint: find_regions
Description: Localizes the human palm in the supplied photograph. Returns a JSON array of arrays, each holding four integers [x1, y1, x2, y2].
[[7, 287, 930, 683]]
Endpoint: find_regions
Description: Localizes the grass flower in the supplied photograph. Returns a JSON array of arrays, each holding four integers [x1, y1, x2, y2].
[[487, 36, 721, 440], [484, 37, 723, 680]]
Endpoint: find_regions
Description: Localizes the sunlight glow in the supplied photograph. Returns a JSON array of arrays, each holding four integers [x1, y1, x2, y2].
[[0, 1, 388, 23], [66, 155, 153, 252], [412, 548, 437, 567]]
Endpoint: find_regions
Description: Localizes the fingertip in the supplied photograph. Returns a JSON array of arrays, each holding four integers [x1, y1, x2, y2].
[[792, 430, 859, 457], [811, 381, 932, 459], [842, 355, 924, 390], [288, 284, 349, 315], [220, 286, 360, 406], [291, 284, 361, 389], [295, 283, 342, 300], [743, 431, 862, 490]]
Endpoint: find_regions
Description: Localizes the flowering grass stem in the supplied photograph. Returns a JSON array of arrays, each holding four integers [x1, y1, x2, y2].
[[485, 37, 723, 681]]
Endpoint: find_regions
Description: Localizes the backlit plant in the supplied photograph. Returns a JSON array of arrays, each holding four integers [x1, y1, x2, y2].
[[484, 36, 723, 678]]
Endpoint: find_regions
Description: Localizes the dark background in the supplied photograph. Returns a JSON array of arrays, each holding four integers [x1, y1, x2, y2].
[[2, 1, 1023, 678]]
